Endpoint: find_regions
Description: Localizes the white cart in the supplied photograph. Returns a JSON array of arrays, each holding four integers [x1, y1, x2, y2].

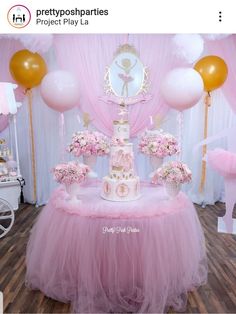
[[0, 180, 21, 210]]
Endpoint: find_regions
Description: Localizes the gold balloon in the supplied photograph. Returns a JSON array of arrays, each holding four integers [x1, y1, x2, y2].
[[194, 55, 228, 92], [9, 49, 47, 89]]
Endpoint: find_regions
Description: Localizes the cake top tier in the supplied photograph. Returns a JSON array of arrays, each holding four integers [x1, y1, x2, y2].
[[113, 120, 130, 141]]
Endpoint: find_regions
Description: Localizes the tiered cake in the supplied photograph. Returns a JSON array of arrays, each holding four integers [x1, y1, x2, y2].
[[101, 119, 141, 201]]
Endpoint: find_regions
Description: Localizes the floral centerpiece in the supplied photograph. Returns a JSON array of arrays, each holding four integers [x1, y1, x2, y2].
[[52, 161, 89, 203], [139, 131, 179, 158], [153, 161, 192, 198], [67, 130, 110, 178], [68, 130, 110, 157], [53, 161, 89, 185], [138, 130, 179, 179]]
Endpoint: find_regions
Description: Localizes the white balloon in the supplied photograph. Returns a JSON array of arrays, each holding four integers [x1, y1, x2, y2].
[[172, 34, 204, 64], [203, 34, 231, 41], [40, 71, 80, 112], [161, 68, 204, 111]]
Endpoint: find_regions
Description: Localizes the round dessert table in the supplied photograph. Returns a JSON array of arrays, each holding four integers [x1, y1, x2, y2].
[[26, 183, 207, 313]]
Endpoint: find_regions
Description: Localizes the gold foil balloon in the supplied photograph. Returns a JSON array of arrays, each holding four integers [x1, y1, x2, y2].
[[194, 56, 228, 92], [9, 49, 47, 89]]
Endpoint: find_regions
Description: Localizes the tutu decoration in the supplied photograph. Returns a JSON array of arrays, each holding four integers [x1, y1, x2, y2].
[[207, 149, 236, 178], [26, 185, 207, 313]]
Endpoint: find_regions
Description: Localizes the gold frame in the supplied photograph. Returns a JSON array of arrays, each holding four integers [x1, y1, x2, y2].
[[104, 44, 149, 99]]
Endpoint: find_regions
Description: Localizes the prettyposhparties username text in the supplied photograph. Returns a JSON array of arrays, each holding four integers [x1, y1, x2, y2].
[[36, 8, 109, 27]]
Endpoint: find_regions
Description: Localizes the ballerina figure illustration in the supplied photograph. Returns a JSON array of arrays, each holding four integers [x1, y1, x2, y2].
[[115, 58, 137, 97]]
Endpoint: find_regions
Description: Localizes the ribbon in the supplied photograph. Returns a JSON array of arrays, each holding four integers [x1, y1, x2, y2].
[[26, 89, 37, 203], [59, 113, 65, 162], [177, 111, 184, 161], [199, 92, 211, 193]]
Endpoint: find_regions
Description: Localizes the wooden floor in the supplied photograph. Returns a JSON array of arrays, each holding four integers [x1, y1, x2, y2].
[[1, 202, 236, 314]]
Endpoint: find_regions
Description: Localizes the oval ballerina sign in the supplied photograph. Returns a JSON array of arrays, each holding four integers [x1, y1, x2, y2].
[[105, 44, 148, 100]]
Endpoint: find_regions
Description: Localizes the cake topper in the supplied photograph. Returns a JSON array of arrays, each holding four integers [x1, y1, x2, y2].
[[118, 101, 129, 123]]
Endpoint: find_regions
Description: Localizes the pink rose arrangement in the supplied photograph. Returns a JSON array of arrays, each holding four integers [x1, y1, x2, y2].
[[67, 130, 110, 157], [52, 161, 89, 185], [153, 161, 192, 185], [139, 131, 179, 158]]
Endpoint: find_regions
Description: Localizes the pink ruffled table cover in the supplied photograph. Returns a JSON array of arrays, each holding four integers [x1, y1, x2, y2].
[[26, 184, 207, 313]]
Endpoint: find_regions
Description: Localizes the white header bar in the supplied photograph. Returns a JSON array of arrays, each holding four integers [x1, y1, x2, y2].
[[0, 0, 235, 34]]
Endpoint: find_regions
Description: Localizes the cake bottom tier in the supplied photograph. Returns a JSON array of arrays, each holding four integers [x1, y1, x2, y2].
[[101, 176, 141, 202]]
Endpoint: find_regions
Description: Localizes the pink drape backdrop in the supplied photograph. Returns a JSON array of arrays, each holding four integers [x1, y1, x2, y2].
[[205, 35, 236, 114], [54, 34, 184, 136]]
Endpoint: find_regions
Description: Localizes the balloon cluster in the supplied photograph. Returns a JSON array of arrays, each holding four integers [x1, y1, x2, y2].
[[9, 49, 79, 112], [8, 44, 228, 114], [161, 55, 228, 111]]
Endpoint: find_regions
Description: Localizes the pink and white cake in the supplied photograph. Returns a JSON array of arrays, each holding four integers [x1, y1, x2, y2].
[[101, 120, 141, 202]]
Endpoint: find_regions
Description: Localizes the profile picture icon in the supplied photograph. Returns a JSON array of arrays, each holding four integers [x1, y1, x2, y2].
[[7, 5, 31, 28]]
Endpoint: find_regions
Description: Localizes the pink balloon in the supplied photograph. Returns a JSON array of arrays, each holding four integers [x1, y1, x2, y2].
[[0, 115, 9, 133], [161, 68, 204, 111], [40, 71, 80, 112]]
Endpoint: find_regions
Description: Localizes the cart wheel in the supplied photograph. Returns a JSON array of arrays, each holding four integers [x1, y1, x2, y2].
[[0, 198, 15, 239]]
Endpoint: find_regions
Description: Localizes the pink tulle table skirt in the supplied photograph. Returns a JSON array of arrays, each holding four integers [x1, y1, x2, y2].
[[26, 184, 207, 313]]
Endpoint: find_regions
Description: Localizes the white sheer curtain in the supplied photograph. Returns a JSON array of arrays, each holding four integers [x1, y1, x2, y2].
[[182, 91, 236, 204], [0, 36, 235, 205]]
